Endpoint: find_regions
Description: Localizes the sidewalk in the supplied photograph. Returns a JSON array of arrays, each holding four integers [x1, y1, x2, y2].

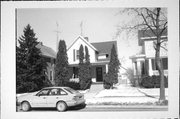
[[84, 84, 168, 106]]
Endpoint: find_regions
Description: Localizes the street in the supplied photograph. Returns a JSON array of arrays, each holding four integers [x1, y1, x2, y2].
[[17, 105, 168, 112]]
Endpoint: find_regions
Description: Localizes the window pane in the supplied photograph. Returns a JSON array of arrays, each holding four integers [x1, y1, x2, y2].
[[162, 58, 168, 70], [64, 87, 79, 94], [73, 49, 75, 61], [151, 59, 155, 70], [59, 89, 67, 95], [49, 89, 59, 95], [76, 50, 79, 60], [38, 89, 49, 96]]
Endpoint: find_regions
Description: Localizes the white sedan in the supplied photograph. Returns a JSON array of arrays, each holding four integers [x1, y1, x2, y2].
[[17, 87, 85, 112]]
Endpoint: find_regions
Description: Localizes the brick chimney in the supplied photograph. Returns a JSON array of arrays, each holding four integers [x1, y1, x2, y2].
[[84, 37, 89, 42]]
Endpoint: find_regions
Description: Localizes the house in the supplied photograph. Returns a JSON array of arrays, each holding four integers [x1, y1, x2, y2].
[[36, 42, 56, 85], [67, 35, 117, 83], [129, 29, 168, 80]]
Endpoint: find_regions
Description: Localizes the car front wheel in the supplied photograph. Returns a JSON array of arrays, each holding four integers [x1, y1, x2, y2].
[[56, 101, 67, 112], [21, 101, 31, 111]]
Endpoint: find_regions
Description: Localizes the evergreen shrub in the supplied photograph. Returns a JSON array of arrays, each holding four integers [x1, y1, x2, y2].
[[140, 75, 168, 88], [65, 81, 80, 90], [103, 74, 111, 89]]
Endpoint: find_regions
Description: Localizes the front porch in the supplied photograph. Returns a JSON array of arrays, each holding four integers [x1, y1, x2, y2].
[[130, 54, 168, 80], [69, 61, 109, 83]]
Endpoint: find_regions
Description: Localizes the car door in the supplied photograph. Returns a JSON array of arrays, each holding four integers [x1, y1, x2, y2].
[[46, 88, 68, 107], [32, 89, 50, 107]]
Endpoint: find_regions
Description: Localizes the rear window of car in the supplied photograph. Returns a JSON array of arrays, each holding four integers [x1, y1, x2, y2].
[[64, 87, 79, 94]]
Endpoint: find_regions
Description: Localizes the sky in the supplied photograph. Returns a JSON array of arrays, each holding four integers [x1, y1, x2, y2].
[[17, 8, 141, 68]]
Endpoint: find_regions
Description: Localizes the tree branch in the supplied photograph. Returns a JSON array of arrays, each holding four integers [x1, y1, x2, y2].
[[141, 12, 157, 36], [160, 45, 168, 51]]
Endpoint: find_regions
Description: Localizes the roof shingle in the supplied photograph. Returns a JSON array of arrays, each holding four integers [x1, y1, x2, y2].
[[36, 43, 56, 58], [91, 41, 117, 55]]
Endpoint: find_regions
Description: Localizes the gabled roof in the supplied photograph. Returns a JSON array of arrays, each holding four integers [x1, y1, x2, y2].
[[91, 41, 117, 55], [67, 36, 98, 51], [36, 43, 56, 58]]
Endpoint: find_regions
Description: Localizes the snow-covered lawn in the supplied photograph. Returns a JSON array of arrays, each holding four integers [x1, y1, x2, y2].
[[138, 88, 168, 97], [95, 88, 144, 97], [85, 84, 168, 105], [86, 97, 158, 105]]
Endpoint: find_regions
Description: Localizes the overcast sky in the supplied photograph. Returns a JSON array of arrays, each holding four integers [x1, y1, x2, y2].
[[17, 8, 141, 68]]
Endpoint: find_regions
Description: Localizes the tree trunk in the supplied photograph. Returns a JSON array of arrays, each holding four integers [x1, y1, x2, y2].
[[155, 8, 166, 102], [156, 37, 166, 101]]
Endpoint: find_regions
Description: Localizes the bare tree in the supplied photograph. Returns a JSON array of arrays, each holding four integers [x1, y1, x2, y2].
[[117, 8, 167, 102]]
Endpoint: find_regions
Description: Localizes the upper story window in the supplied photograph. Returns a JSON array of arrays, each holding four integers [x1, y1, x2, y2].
[[73, 49, 80, 61], [162, 58, 168, 70], [152, 58, 168, 70], [98, 54, 109, 60], [76, 50, 79, 60]]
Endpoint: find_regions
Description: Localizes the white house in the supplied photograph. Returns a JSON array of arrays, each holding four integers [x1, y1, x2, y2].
[[67, 35, 117, 83], [130, 29, 168, 79]]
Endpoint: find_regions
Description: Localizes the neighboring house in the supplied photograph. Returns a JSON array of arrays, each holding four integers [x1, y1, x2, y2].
[[67, 35, 117, 83], [130, 29, 168, 79], [36, 42, 56, 85]]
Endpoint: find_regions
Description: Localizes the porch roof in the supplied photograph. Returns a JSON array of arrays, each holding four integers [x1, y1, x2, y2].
[[129, 54, 146, 62], [129, 54, 146, 59], [69, 61, 109, 67]]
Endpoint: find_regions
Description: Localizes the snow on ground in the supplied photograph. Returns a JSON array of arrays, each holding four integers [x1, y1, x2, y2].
[[86, 97, 158, 105], [95, 88, 144, 97], [85, 84, 168, 105], [138, 88, 168, 97]]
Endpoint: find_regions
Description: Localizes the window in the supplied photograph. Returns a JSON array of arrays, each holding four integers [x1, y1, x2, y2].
[[76, 50, 79, 60], [59, 89, 67, 95], [37, 89, 50, 96], [73, 49, 75, 61], [151, 58, 168, 70], [162, 58, 168, 70], [106, 54, 109, 58], [49, 88, 67, 95], [49, 89, 59, 95], [64, 87, 79, 94]]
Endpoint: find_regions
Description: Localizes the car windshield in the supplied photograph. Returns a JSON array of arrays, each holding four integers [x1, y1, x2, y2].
[[64, 87, 79, 94]]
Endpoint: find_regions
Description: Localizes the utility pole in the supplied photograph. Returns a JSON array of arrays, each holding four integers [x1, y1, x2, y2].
[[54, 22, 61, 52]]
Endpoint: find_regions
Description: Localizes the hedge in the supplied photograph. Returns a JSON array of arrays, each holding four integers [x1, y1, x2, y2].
[[140, 75, 168, 88], [64, 81, 80, 90]]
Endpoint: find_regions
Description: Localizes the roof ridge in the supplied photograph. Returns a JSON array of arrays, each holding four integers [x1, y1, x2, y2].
[[91, 40, 117, 44]]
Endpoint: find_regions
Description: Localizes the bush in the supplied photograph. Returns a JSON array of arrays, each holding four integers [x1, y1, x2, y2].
[[103, 74, 111, 89], [64, 81, 80, 90], [140, 75, 168, 88], [80, 78, 92, 90]]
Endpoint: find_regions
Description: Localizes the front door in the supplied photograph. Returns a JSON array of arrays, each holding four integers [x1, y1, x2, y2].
[[96, 67, 103, 82]]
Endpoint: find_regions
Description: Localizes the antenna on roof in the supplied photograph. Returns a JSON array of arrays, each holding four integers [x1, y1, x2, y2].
[[54, 21, 61, 52], [80, 21, 83, 36]]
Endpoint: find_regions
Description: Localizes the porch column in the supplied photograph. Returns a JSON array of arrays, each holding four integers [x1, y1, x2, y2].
[[132, 62, 136, 76], [137, 61, 141, 76], [148, 59, 153, 76], [105, 64, 108, 73]]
